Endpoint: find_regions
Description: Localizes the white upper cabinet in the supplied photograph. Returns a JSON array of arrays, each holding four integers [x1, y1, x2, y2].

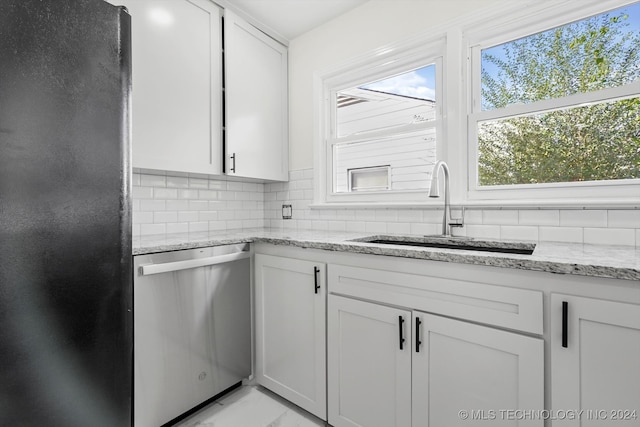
[[224, 10, 289, 181], [120, 0, 223, 175]]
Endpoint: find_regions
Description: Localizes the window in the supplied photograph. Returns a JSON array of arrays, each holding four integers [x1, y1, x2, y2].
[[468, 1, 640, 202], [314, 0, 639, 208], [317, 40, 445, 204]]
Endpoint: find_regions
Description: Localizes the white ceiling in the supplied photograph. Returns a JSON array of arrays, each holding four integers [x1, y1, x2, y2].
[[225, 0, 369, 40]]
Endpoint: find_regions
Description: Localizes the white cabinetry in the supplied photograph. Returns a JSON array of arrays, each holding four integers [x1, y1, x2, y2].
[[116, 0, 223, 174], [551, 294, 640, 426], [413, 311, 543, 426], [254, 254, 326, 420], [328, 296, 411, 427], [328, 264, 544, 427], [224, 10, 288, 181]]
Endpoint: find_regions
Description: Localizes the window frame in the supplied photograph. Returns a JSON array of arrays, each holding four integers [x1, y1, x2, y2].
[[312, 0, 640, 209], [463, 0, 640, 205], [314, 38, 447, 205]]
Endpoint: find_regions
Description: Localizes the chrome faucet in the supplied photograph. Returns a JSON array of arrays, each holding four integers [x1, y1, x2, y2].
[[428, 160, 463, 236]]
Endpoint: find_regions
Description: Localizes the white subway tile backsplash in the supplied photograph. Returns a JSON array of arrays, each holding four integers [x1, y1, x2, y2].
[[559, 210, 607, 228], [166, 176, 189, 188], [141, 223, 166, 236], [607, 210, 640, 228], [140, 174, 166, 187], [423, 209, 444, 224], [133, 186, 153, 199], [198, 190, 218, 200], [465, 225, 501, 240], [463, 209, 483, 225], [227, 182, 244, 191], [188, 200, 209, 211], [482, 210, 518, 225], [328, 221, 347, 232], [140, 200, 165, 211], [539, 227, 583, 244], [584, 228, 636, 246], [500, 225, 538, 242], [289, 170, 304, 181], [189, 222, 208, 233], [166, 223, 189, 234], [133, 211, 153, 224], [518, 210, 559, 226], [154, 211, 177, 223], [132, 168, 638, 246], [410, 223, 439, 236], [209, 180, 227, 190], [153, 188, 177, 199], [189, 178, 209, 189], [388, 222, 411, 235], [199, 211, 218, 221], [178, 211, 199, 222], [397, 210, 422, 222], [355, 210, 375, 221], [375, 209, 398, 222], [178, 189, 199, 199]]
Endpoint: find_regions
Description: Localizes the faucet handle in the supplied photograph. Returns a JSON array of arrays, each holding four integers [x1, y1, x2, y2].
[[449, 206, 465, 228]]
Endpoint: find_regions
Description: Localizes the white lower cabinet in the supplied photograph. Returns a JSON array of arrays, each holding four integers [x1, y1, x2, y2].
[[413, 311, 544, 427], [328, 296, 412, 427], [551, 294, 640, 426], [328, 294, 544, 427], [254, 254, 327, 420]]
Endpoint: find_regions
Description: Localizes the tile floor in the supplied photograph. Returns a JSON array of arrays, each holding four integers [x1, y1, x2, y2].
[[173, 385, 327, 427]]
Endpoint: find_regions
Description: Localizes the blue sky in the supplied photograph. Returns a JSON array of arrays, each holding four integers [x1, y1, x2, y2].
[[361, 64, 436, 101]]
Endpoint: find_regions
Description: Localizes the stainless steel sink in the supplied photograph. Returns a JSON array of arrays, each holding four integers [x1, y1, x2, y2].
[[350, 235, 536, 255]]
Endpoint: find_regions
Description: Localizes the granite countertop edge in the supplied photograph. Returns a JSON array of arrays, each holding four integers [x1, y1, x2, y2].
[[133, 229, 640, 282]]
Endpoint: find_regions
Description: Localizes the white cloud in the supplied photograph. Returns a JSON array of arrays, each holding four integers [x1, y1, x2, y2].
[[363, 71, 435, 100]]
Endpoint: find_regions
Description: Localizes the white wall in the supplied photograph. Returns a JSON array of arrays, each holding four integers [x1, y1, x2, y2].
[[288, 0, 505, 170]]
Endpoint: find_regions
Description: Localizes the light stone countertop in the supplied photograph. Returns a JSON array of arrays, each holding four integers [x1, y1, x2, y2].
[[133, 228, 640, 282]]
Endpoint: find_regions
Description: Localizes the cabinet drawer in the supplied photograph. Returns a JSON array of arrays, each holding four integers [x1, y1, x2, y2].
[[328, 264, 543, 335]]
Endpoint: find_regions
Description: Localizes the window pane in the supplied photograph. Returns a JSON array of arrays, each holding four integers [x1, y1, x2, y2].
[[477, 97, 640, 186], [336, 64, 436, 137], [334, 130, 437, 193], [481, 3, 640, 111]]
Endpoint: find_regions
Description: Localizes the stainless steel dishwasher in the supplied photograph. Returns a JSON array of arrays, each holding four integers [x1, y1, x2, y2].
[[133, 244, 251, 427]]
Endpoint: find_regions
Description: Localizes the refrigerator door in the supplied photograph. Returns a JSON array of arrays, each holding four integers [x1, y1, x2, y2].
[[0, 1, 132, 426]]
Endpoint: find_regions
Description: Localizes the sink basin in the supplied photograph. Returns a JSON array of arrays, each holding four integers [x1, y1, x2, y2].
[[350, 235, 536, 255]]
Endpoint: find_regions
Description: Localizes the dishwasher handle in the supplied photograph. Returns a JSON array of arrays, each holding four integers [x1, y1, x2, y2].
[[140, 251, 250, 276]]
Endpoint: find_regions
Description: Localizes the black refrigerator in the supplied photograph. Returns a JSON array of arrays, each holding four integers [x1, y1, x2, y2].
[[0, 1, 133, 425]]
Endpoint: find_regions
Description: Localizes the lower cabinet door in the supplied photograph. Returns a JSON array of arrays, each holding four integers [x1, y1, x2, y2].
[[551, 294, 640, 426], [412, 312, 544, 427], [254, 254, 327, 419], [328, 295, 412, 427]]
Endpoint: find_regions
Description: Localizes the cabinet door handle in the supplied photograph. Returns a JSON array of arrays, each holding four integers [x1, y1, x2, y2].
[[562, 301, 568, 348], [313, 266, 320, 294], [398, 316, 405, 350], [230, 153, 236, 173], [415, 317, 422, 353]]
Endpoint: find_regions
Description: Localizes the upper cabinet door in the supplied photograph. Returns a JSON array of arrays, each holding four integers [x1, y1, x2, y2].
[[224, 10, 288, 181], [122, 0, 223, 175]]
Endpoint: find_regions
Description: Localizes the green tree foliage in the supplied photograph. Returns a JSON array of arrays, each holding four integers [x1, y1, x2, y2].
[[479, 10, 640, 186]]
